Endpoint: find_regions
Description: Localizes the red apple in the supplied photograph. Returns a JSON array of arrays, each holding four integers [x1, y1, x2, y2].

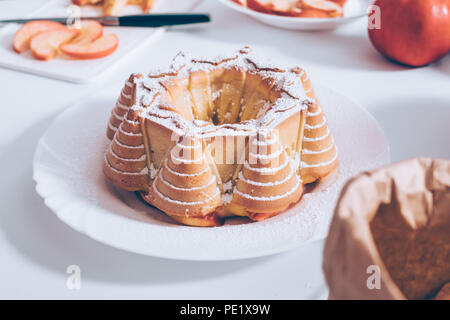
[[368, 0, 450, 67]]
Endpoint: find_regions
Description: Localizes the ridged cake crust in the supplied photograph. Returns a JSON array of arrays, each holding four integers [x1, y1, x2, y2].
[[231, 131, 304, 218], [103, 47, 338, 227], [298, 69, 338, 183]]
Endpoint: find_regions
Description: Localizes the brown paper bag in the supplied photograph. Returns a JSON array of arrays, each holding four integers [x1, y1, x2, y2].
[[323, 158, 450, 300]]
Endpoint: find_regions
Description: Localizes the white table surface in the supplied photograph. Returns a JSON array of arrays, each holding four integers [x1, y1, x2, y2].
[[0, 0, 449, 299]]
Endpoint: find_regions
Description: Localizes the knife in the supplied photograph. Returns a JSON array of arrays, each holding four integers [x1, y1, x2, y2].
[[0, 13, 211, 27]]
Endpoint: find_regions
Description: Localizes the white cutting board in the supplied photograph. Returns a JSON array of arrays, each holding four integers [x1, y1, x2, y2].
[[0, 0, 202, 83]]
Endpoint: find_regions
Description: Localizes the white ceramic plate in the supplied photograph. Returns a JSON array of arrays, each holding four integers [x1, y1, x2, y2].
[[218, 0, 372, 30], [33, 83, 389, 261], [0, 0, 201, 83]]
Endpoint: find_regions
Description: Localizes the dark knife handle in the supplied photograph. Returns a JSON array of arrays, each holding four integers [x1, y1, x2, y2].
[[118, 14, 210, 27]]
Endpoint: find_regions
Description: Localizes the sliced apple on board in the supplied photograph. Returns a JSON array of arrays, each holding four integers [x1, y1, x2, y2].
[[70, 20, 103, 46], [60, 34, 119, 59], [30, 28, 79, 61], [13, 21, 66, 53], [302, 0, 342, 15]]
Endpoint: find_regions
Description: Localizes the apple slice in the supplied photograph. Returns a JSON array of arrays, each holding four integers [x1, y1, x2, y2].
[[247, 0, 273, 14], [302, 0, 342, 13], [70, 20, 103, 46], [103, 0, 128, 16], [127, 0, 155, 12], [71, 0, 102, 5], [270, 0, 299, 12], [248, 0, 298, 14], [13, 21, 65, 53], [297, 8, 330, 18], [60, 34, 119, 60], [331, 0, 347, 7], [231, 0, 247, 5], [30, 28, 79, 61], [139, 0, 155, 13]]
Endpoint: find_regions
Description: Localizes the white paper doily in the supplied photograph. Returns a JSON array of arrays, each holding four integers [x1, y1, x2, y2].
[[33, 84, 389, 260]]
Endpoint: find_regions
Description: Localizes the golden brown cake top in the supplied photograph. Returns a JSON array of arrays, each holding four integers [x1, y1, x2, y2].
[[124, 46, 312, 138]]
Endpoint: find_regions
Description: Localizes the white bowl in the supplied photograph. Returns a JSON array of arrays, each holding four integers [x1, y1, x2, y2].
[[217, 0, 372, 31]]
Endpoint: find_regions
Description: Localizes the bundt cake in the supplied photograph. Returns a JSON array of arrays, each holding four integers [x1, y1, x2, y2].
[[103, 47, 338, 227]]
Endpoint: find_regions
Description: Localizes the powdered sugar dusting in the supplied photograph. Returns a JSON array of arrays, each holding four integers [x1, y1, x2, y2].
[[125, 47, 309, 139], [221, 180, 234, 204]]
